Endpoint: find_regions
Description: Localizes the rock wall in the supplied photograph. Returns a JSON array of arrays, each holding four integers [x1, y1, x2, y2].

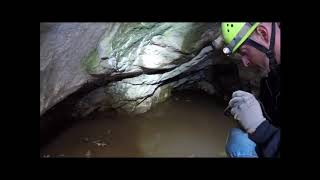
[[40, 23, 111, 116], [40, 22, 262, 118]]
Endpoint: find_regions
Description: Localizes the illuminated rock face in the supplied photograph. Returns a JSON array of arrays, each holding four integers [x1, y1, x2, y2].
[[40, 23, 110, 116], [76, 22, 223, 115], [41, 22, 260, 117]]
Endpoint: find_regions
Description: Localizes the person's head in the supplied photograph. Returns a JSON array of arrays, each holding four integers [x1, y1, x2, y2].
[[221, 22, 280, 75]]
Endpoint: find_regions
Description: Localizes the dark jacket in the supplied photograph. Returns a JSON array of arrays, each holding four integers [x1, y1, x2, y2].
[[249, 65, 280, 158]]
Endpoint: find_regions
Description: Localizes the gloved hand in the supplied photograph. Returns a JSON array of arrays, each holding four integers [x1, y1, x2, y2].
[[229, 90, 266, 134]]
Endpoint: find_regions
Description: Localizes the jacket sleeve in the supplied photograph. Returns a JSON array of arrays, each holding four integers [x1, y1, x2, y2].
[[249, 120, 280, 157]]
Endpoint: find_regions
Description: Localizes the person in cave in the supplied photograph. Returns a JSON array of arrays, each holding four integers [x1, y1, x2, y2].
[[220, 22, 280, 158]]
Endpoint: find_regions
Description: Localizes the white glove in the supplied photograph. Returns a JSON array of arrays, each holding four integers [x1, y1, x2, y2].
[[229, 90, 266, 134]]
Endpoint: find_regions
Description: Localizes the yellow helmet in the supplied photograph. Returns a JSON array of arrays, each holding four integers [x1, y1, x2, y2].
[[221, 22, 260, 55]]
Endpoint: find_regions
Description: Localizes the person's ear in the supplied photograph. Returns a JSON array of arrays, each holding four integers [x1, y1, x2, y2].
[[255, 25, 269, 44], [241, 55, 250, 67]]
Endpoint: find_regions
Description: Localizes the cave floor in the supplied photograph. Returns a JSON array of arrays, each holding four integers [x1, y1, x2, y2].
[[40, 90, 237, 158]]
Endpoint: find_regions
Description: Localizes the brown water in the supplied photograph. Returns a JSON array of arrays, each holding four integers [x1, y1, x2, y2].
[[40, 90, 237, 158]]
